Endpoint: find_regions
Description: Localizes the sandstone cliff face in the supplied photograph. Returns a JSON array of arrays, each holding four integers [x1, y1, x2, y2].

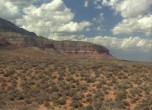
[[52, 40, 110, 56], [0, 17, 111, 57], [0, 33, 110, 56], [0, 33, 10, 46], [0, 33, 54, 48], [0, 32, 38, 47], [0, 38, 8, 46]]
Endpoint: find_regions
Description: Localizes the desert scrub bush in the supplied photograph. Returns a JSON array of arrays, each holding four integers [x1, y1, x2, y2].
[[130, 87, 142, 96], [77, 92, 85, 99], [0, 96, 7, 109], [43, 101, 51, 108], [70, 83, 77, 89], [4, 69, 15, 77], [24, 98, 33, 104], [0, 68, 4, 74], [134, 79, 143, 85], [115, 89, 127, 102], [16, 93, 25, 101], [9, 95, 15, 101], [142, 85, 151, 92], [35, 96, 46, 104], [135, 96, 152, 109], [80, 71, 88, 77], [99, 78, 107, 85], [72, 94, 82, 101], [122, 100, 130, 106], [51, 85, 60, 92], [86, 97, 93, 103], [71, 100, 82, 108], [117, 82, 133, 89], [134, 104, 142, 110], [58, 75, 64, 80], [51, 92, 59, 101], [8, 89, 21, 100], [130, 97, 140, 103], [15, 103, 38, 110], [65, 89, 75, 97], [83, 105, 94, 110], [86, 77, 95, 83], [57, 97, 66, 105], [93, 103, 106, 110], [102, 85, 110, 92], [80, 83, 88, 91], [106, 99, 127, 109]]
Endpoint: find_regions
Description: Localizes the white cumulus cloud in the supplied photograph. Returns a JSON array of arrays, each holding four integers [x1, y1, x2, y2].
[[102, 0, 152, 36], [83, 36, 152, 51], [16, 0, 91, 37], [92, 13, 104, 31], [112, 14, 152, 36], [84, 0, 89, 7], [6, 0, 36, 7], [102, 0, 152, 18], [58, 21, 91, 33], [0, 0, 20, 21]]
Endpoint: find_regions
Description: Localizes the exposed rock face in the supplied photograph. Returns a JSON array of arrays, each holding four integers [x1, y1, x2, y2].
[[52, 40, 110, 56], [0, 34, 10, 46], [0, 38, 9, 46], [0, 32, 38, 47], [0, 18, 38, 47], [0, 17, 111, 56], [0, 32, 54, 48]]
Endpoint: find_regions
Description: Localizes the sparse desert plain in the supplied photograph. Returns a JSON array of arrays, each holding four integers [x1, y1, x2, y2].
[[0, 49, 151, 110], [0, 17, 152, 110]]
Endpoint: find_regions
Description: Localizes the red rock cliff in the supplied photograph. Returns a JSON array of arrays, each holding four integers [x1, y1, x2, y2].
[[52, 40, 110, 56]]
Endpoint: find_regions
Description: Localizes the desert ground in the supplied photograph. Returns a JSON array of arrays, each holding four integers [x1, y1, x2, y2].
[[0, 49, 152, 110]]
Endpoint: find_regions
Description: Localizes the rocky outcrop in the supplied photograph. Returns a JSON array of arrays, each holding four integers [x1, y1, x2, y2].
[[0, 34, 10, 46], [0, 38, 9, 46], [0, 18, 38, 47], [0, 32, 37, 47], [0, 33, 54, 48], [52, 40, 110, 56], [0, 17, 111, 57]]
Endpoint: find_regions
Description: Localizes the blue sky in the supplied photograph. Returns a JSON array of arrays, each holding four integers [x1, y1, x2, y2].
[[0, 0, 152, 62]]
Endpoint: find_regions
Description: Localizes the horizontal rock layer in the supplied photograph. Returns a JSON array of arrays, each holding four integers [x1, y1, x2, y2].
[[52, 40, 110, 55], [0, 17, 110, 56]]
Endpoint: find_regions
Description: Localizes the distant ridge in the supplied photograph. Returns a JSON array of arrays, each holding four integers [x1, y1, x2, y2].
[[0, 18, 36, 36], [0, 18, 111, 57]]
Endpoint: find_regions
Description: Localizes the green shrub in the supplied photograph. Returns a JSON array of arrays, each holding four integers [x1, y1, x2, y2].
[[83, 105, 94, 110], [115, 90, 127, 101], [71, 100, 82, 108], [57, 97, 66, 105]]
